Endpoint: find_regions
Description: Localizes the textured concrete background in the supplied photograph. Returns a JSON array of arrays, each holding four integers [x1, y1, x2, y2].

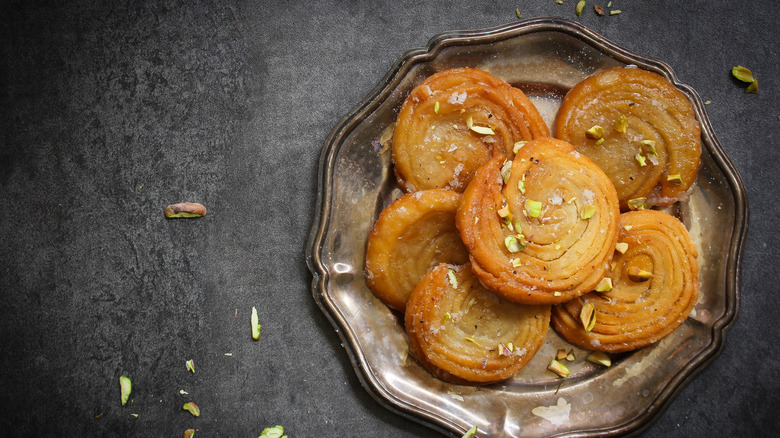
[[1, 0, 777, 436]]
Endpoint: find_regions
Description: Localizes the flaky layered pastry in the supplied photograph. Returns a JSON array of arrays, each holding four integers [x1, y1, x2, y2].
[[365, 189, 469, 312], [392, 67, 549, 193], [456, 137, 620, 305], [405, 263, 550, 384], [554, 67, 701, 209], [551, 210, 699, 353]]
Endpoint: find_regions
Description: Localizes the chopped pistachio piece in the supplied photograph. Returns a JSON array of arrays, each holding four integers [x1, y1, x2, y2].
[[518, 179, 526, 194], [447, 269, 459, 288], [504, 235, 524, 253], [580, 302, 596, 332], [131, 413, 139, 418], [500, 160, 512, 183], [607, 1, 612, 6], [186, 359, 195, 374], [594, 4, 605, 16], [251, 306, 262, 341], [525, 200, 542, 218], [594, 277, 613, 292], [548, 359, 571, 378], [615, 115, 628, 133], [576, 0, 586, 17], [609, 9, 621, 15], [557, 0, 563, 4], [705, 100, 712, 105], [731, 65, 755, 83], [467, 115, 495, 135], [623, 225, 633, 231], [667, 173, 683, 185], [596, 138, 605, 145], [615, 242, 629, 254], [585, 125, 605, 140], [434, 101, 440, 114], [184, 430, 196, 438], [443, 312, 451, 323], [462, 425, 478, 438], [566, 350, 576, 361], [556, 349, 568, 361], [515, 8, 522, 19], [745, 79, 759, 94], [510, 258, 522, 267], [499, 343, 512, 357], [183, 402, 200, 417], [635, 153, 647, 167], [587, 351, 612, 367], [259, 425, 287, 438], [580, 204, 597, 220], [640, 140, 657, 155], [627, 267, 653, 282], [119, 375, 132, 406], [627, 197, 647, 211], [497, 204, 511, 219], [513, 141, 528, 154]]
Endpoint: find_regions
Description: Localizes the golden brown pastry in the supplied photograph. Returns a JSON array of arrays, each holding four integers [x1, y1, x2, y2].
[[554, 66, 701, 209], [392, 67, 549, 193], [405, 263, 550, 384], [456, 137, 620, 305], [365, 189, 469, 312], [551, 210, 699, 353]]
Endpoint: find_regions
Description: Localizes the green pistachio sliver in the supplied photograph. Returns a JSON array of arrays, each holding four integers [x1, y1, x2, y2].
[[467, 115, 495, 135], [667, 173, 683, 185], [184, 429, 196, 438], [505, 235, 522, 253], [580, 204, 597, 220], [627, 197, 647, 211], [609, 9, 621, 15], [635, 153, 647, 167], [462, 425, 478, 438], [576, 0, 586, 17], [434, 101, 440, 114], [557, 0, 563, 4], [548, 359, 571, 378], [251, 306, 262, 341], [513, 140, 528, 154], [585, 125, 605, 140], [596, 138, 605, 145], [731, 65, 755, 83], [447, 269, 459, 288], [615, 115, 628, 133], [518, 179, 526, 194], [594, 277, 613, 292], [615, 242, 629, 254], [259, 425, 286, 438], [464, 336, 481, 347], [587, 351, 612, 367], [442, 312, 451, 323], [515, 8, 522, 19], [500, 160, 512, 183], [183, 402, 200, 417], [119, 375, 132, 406], [525, 199, 542, 218], [580, 302, 596, 332], [640, 140, 657, 155], [186, 359, 195, 374]]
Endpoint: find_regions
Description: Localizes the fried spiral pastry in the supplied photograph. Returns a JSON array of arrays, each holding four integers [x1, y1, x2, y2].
[[392, 67, 549, 193], [405, 263, 550, 384], [554, 67, 701, 209], [551, 210, 699, 353], [365, 189, 469, 312], [456, 137, 620, 305]]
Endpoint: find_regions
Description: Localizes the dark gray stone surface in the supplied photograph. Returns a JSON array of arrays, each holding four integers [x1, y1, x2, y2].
[[1, 0, 777, 436]]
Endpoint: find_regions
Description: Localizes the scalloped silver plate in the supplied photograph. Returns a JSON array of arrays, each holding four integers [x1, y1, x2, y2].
[[306, 18, 748, 437]]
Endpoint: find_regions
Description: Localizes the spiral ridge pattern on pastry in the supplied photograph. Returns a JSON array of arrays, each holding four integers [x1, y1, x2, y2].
[[456, 137, 620, 305], [405, 263, 550, 384], [554, 67, 701, 209], [392, 67, 549, 193], [365, 189, 470, 312], [551, 210, 699, 353]]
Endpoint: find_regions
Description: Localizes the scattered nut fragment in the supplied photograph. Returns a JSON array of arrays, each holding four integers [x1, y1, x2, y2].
[[609, 9, 622, 15], [635, 153, 647, 167], [183, 402, 200, 417], [594, 277, 613, 292], [576, 0, 586, 17], [585, 125, 605, 140], [526, 199, 542, 218], [732, 66, 758, 93], [556, 349, 568, 361], [183, 429, 196, 438], [614, 115, 628, 133], [467, 115, 495, 135], [628, 267, 653, 282], [548, 359, 571, 378], [119, 375, 132, 406], [186, 359, 195, 374], [566, 350, 576, 361], [627, 197, 647, 211], [580, 204, 597, 220], [165, 202, 207, 219], [515, 8, 522, 19], [251, 306, 262, 341], [667, 174, 683, 185], [580, 302, 597, 332], [594, 5, 605, 15], [259, 425, 287, 438], [462, 425, 478, 438], [615, 242, 629, 254], [587, 351, 612, 367]]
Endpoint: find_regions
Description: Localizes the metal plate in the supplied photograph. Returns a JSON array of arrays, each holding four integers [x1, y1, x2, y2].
[[306, 18, 748, 437]]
